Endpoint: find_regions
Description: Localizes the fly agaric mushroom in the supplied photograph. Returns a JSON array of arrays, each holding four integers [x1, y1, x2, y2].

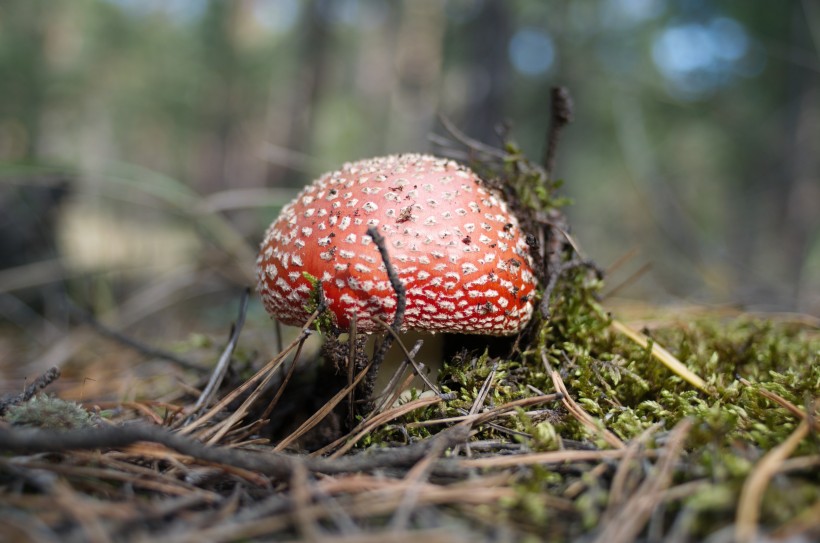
[[257, 154, 537, 335]]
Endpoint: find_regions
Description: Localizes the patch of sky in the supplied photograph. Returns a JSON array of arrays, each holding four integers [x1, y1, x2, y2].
[[102, 0, 206, 24], [651, 16, 763, 99], [509, 27, 555, 77], [601, 0, 666, 28], [315, 0, 388, 29], [251, 0, 301, 34]]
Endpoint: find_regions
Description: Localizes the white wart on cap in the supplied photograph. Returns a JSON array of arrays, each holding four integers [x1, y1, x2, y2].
[[257, 153, 537, 335]]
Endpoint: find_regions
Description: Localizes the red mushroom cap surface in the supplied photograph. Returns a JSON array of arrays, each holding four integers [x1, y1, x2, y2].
[[257, 154, 537, 335]]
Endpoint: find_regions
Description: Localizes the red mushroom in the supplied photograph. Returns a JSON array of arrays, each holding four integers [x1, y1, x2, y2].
[[257, 154, 537, 335]]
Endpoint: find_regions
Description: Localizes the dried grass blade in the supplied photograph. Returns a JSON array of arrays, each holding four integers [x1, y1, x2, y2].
[[274, 355, 376, 452], [591, 418, 692, 543], [453, 361, 497, 457], [458, 449, 633, 469], [347, 315, 358, 426], [740, 377, 818, 428], [544, 354, 625, 449], [735, 419, 811, 543], [189, 289, 249, 416], [347, 397, 445, 457], [406, 394, 562, 429], [605, 421, 664, 517], [7, 458, 222, 501], [602, 262, 652, 300], [373, 316, 440, 394], [123, 444, 267, 487], [324, 395, 445, 459], [178, 311, 320, 436], [51, 479, 110, 543], [290, 463, 323, 541], [470, 363, 497, 416], [389, 423, 465, 531], [373, 340, 425, 415], [203, 332, 309, 444], [610, 318, 707, 391]]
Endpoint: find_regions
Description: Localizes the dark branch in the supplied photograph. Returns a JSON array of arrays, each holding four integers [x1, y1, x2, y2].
[[363, 226, 407, 390], [0, 366, 61, 416], [0, 422, 471, 479], [542, 86, 574, 179], [366, 226, 406, 335]]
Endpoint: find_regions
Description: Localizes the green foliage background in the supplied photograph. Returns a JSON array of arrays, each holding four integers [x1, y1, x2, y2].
[[1, 0, 817, 315]]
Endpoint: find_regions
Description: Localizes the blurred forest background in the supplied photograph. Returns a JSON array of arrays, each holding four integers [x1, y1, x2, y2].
[[1, 0, 818, 384]]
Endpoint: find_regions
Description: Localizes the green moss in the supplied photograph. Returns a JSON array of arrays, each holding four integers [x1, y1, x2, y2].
[[360, 146, 819, 538], [3, 394, 95, 430], [396, 262, 817, 536], [301, 271, 335, 332]]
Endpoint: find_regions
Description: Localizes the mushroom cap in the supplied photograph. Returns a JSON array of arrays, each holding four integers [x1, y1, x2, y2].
[[257, 153, 537, 335]]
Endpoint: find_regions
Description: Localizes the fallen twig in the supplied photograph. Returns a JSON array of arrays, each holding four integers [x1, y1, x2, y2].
[[360, 226, 407, 407], [0, 366, 61, 416], [0, 422, 472, 479]]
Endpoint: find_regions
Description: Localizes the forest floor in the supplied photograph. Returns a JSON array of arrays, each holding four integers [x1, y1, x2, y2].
[[1, 290, 818, 543], [1, 121, 818, 542]]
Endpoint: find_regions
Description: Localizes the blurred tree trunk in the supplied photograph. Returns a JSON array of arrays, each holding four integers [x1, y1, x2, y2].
[[777, 6, 819, 310], [0, 2, 70, 327], [198, 1, 242, 192], [731, 3, 819, 309], [463, 0, 512, 144], [282, 0, 331, 186], [0, 0, 47, 161], [355, 9, 401, 157], [385, 0, 445, 151]]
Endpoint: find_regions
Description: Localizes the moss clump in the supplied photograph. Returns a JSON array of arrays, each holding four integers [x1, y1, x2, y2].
[[360, 143, 818, 540], [3, 394, 95, 430], [392, 255, 818, 539]]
